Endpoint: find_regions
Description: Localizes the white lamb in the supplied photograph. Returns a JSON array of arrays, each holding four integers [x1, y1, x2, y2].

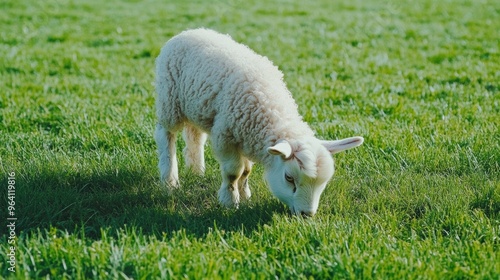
[[155, 28, 363, 217]]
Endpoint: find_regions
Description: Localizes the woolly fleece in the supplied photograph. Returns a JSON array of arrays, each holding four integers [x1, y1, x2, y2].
[[155, 28, 363, 215]]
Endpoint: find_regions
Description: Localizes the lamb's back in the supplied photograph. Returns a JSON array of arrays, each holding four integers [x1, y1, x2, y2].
[[157, 29, 313, 160]]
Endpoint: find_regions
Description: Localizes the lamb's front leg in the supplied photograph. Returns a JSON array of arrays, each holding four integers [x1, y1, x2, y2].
[[238, 158, 253, 201], [216, 153, 245, 208]]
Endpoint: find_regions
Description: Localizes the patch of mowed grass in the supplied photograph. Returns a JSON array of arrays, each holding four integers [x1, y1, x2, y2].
[[1, 0, 499, 278]]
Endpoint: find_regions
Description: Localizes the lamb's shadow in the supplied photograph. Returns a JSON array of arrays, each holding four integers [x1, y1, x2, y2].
[[8, 165, 284, 239]]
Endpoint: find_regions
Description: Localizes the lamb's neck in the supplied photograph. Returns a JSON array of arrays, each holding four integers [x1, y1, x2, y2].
[[257, 122, 315, 167]]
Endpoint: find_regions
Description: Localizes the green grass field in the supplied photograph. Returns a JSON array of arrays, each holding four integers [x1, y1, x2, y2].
[[1, 0, 499, 278]]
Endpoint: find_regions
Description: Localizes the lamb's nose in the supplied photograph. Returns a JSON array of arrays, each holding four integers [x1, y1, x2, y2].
[[300, 210, 315, 218]]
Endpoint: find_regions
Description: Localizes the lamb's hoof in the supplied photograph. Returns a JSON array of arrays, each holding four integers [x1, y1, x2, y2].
[[218, 186, 240, 208], [239, 186, 251, 201], [160, 177, 180, 191]]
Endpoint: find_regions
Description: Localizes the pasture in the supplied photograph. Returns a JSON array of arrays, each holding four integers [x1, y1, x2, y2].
[[1, 0, 499, 278]]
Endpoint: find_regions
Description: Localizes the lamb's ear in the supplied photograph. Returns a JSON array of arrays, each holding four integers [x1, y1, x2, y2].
[[267, 140, 293, 159], [321, 136, 364, 154]]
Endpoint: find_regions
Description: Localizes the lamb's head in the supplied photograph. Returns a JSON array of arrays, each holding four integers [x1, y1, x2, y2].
[[265, 136, 364, 217]]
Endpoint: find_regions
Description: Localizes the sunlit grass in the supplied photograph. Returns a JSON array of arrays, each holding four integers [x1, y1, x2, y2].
[[1, 0, 499, 278]]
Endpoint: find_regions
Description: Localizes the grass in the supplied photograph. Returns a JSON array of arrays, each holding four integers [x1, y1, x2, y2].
[[1, 0, 499, 278]]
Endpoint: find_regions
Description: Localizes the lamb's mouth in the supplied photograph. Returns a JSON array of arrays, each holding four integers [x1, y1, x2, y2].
[[291, 206, 314, 218]]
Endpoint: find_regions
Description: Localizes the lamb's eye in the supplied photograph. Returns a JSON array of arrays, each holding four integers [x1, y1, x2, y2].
[[285, 174, 296, 193]]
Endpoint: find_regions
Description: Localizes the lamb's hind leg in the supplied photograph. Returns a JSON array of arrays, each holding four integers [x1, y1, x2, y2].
[[155, 123, 179, 188], [183, 124, 207, 175]]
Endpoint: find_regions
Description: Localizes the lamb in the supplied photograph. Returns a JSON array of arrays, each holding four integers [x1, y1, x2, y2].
[[155, 28, 364, 217]]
